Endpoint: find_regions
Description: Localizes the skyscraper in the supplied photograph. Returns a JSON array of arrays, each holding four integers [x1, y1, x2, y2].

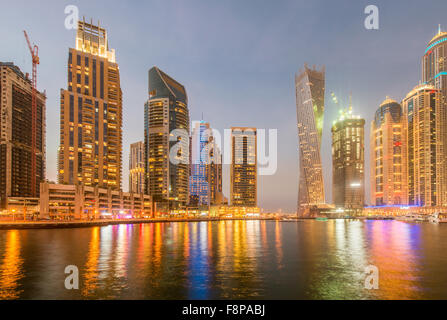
[[230, 127, 257, 207], [189, 121, 211, 206], [402, 84, 446, 207], [144, 67, 189, 211], [207, 134, 224, 205], [422, 27, 447, 109], [295, 64, 325, 216], [421, 27, 447, 207], [331, 107, 365, 213], [129, 141, 144, 194], [370, 98, 407, 206], [189, 121, 224, 206], [0, 62, 46, 208], [58, 19, 122, 189]]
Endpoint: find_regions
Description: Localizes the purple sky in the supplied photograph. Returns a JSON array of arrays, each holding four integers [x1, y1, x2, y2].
[[1, 0, 446, 212]]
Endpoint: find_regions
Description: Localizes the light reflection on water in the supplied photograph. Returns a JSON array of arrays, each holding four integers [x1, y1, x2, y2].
[[0, 220, 447, 299]]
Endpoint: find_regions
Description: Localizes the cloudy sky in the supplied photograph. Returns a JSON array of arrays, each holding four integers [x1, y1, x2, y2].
[[1, 0, 446, 212]]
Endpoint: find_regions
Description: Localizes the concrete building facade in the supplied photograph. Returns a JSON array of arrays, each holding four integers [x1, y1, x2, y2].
[[0, 62, 46, 209], [40, 182, 151, 219]]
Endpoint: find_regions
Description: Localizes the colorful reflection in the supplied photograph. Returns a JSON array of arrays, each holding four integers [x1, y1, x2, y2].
[[0, 220, 446, 299], [0, 231, 23, 299]]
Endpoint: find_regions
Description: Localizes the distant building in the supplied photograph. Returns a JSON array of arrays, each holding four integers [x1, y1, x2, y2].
[[189, 121, 225, 206], [402, 84, 447, 207], [230, 127, 257, 207], [189, 121, 210, 206], [144, 67, 189, 211], [207, 133, 225, 205], [129, 141, 144, 194], [295, 64, 326, 216], [370, 97, 408, 206], [0, 62, 46, 209], [58, 19, 122, 189], [331, 106, 365, 213]]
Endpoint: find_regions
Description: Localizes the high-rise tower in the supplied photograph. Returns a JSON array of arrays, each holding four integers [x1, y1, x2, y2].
[[189, 121, 224, 206], [402, 84, 446, 207], [422, 27, 447, 206], [0, 62, 46, 208], [144, 67, 189, 211], [230, 127, 257, 207], [331, 107, 365, 213], [129, 141, 144, 194], [295, 64, 325, 216], [58, 19, 122, 189], [422, 26, 447, 100], [189, 121, 211, 206], [370, 98, 407, 206]]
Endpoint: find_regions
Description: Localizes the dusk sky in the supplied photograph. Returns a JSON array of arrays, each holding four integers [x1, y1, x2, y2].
[[1, 0, 446, 212]]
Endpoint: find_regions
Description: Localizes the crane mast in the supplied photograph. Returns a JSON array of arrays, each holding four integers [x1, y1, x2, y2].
[[23, 30, 39, 197]]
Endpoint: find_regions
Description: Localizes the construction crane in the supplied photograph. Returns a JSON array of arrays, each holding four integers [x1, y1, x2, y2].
[[23, 30, 39, 198]]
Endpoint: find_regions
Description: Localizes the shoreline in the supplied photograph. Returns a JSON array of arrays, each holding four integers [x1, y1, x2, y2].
[[0, 217, 276, 230]]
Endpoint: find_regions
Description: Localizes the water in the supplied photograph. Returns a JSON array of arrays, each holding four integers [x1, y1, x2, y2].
[[0, 219, 447, 300]]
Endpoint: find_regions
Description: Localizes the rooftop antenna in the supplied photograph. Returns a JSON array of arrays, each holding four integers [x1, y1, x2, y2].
[[439, 24, 442, 35], [348, 92, 353, 113]]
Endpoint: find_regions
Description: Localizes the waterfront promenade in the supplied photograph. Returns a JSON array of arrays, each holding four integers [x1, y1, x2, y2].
[[0, 216, 275, 230]]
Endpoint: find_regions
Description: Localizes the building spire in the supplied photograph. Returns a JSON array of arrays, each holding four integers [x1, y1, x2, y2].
[[348, 92, 352, 113], [439, 24, 442, 35]]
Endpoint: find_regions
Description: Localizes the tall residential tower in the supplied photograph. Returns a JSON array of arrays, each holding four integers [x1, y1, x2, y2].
[[144, 67, 189, 211], [295, 64, 325, 216], [129, 141, 144, 194], [402, 84, 446, 207], [370, 98, 407, 206], [331, 107, 365, 213], [58, 19, 122, 189], [230, 127, 257, 207], [189, 121, 224, 206], [421, 27, 447, 206], [0, 62, 46, 208]]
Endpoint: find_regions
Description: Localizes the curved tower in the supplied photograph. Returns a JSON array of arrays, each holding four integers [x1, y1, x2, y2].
[[295, 64, 325, 216]]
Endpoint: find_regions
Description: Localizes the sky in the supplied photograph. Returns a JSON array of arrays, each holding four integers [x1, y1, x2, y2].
[[0, 0, 446, 212]]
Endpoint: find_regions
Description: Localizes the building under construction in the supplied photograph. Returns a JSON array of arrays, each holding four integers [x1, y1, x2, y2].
[[0, 62, 46, 209]]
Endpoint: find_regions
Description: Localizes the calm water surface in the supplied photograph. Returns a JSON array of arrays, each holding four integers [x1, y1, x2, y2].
[[1, 220, 447, 299]]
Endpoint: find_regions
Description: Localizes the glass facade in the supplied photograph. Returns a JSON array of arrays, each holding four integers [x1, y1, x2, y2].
[[295, 64, 326, 216]]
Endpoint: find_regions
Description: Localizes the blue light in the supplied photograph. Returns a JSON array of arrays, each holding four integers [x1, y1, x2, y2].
[[434, 71, 447, 78], [364, 204, 421, 209], [425, 36, 447, 54]]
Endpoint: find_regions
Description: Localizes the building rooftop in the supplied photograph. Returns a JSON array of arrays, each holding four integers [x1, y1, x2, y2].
[[425, 26, 447, 53], [75, 18, 116, 63], [380, 96, 398, 107], [404, 83, 437, 99]]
